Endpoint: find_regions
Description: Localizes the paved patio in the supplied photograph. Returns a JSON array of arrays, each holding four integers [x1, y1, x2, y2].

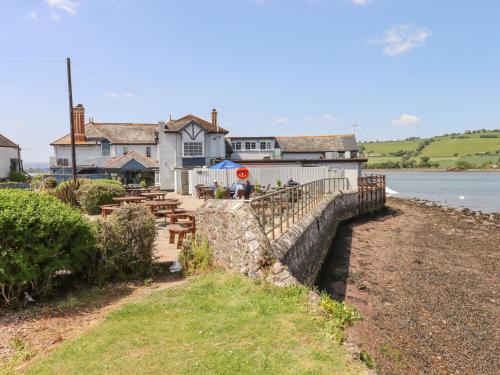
[[154, 193, 205, 263]]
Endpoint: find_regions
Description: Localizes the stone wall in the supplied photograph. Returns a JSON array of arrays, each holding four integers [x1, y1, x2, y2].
[[195, 199, 272, 278], [270, 191, 359, 285], [195, 191, 380, 286]]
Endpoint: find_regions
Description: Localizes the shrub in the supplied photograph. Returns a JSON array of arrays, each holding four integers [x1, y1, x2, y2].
[[0, 190, 95, 305], [53, 179, 87, 207], [318, 292, 362, 343], [454, 160, 474, 170], [179, 235, 213, 275], [92, 179, 122, 186], [78, 182, 125, 215], [9, 171, 28, 182], [31, 176, 57, 191], [93, 204, 156, 282], [43, 177, 57, 189]]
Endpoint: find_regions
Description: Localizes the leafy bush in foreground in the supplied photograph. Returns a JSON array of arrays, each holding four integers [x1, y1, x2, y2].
[[93, 204, 156, 282], [179, 235, 213, 275], [52, 179, 88, 207], [0, 190, 95, 305], [78, 182, 125, 215], [9, 171, 28, 182]]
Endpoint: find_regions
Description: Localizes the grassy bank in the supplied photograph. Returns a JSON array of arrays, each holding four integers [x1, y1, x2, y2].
[[361, 130, 500, 169], [21, 272, 363, 375]]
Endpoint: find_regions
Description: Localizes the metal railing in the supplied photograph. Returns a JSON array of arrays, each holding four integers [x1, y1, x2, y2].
[[250, 178, 350, 240]]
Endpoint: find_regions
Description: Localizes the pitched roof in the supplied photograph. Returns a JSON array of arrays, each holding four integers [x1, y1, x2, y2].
[[103, 151, 158, 169], [165, 115, 228, 133], [0, 134, 19, 148], [275, 134, 358, 152], [51, 122, 158, 145]]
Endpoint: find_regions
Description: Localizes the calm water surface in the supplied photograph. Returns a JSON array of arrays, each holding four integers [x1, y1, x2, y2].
[[375, 171, 500, 213]]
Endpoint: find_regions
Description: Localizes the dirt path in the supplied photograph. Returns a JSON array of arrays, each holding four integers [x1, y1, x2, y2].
[[318, 198, 500, 375]]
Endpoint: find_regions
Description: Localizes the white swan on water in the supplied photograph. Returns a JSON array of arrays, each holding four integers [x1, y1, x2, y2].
[[386, 187, 399, 195]]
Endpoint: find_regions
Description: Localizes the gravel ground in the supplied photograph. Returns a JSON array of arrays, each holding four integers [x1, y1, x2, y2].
[[318, 197, 500, 375]]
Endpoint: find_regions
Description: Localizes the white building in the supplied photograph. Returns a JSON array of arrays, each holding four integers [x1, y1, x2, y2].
[[158, 109, 228, 190], [50, 104, 160, 184], [0, 133, 22, 180], [226, 135, 359, 161]]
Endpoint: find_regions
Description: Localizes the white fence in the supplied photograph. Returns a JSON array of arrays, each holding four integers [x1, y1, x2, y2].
[[179, 165, 357, 195]]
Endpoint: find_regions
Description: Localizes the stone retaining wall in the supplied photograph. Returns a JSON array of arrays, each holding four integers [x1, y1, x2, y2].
[[195, 191, 381, 286]]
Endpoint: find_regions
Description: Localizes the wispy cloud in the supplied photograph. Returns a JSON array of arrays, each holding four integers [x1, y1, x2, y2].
[[105, 92, 122, 98], [46, 0, 78, 15], [50, 12, 61, 21], [15, 123, 23, 128], [304, 114, 336, 123], [274, 117, 289, 124], [349, 0, 369, 5], [374, 24, 431, 57], [124, 90, 135, 97], [392, 114, 421, 126], [27, 11, 38, 21]]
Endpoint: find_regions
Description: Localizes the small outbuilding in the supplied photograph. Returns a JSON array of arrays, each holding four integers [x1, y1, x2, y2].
[[0, 133, 22, 180]]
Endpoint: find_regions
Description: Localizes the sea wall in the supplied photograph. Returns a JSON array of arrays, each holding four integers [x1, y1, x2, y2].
[[270, 191, 359, 285], [195, 191, 380, 286]]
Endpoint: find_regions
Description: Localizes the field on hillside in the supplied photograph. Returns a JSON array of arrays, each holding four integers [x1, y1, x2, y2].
[[361, 130, 500, 169]]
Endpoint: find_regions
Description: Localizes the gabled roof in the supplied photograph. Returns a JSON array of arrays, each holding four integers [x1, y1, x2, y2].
[[0, 134, 19, 148], [275, 134, 358, 153], [165, 115, 228, 134], [51, 122, 158, 146], [103, 151, 158, 169]]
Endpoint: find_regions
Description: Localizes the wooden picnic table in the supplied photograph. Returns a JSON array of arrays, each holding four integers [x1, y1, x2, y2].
[[124, 187, 150, 196], [144, 200, 179, 213], [100, 204, 120, 217], [112, 196, 146, 205], [141, 192, 167, 200]]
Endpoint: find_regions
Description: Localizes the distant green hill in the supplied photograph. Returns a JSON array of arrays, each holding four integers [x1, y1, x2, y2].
[[361, 129, 500, 169]]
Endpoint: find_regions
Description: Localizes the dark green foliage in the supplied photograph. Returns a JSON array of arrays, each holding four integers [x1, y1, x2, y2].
[[53, 179, 87, 207], [9, 171, 28, 182], [455, 160, 474, 170], [78, 182, 125, 215], [0, 190, 95, 305], [93, 204, 156, 282], [479, 134, 498, 138]]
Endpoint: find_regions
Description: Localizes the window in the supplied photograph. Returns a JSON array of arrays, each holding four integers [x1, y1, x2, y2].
[[260, 141, 271, 150], [245, 142, 256, 150], [146, 146, 151, 158], [183, 142, 203, 157], [232, 142, 241, 151], [123, 146, 129, 155], [338, 152, 345, 159], [101, 142, 110, 157], [350, 151, 357, 158]]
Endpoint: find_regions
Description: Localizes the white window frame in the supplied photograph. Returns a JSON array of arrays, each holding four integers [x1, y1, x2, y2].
[[183, 142, 204, 158], [232, 141, 241, 151], [245, 141, 256, 150], [260, 141, 272, 150]]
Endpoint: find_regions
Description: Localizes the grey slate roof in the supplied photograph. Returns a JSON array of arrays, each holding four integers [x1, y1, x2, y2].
[[275, 134, 358, 152], [104, 151, 158, 169], [51, 122, 158, 145], [0, 134, 19, 148], [165, 115, 228, 134]]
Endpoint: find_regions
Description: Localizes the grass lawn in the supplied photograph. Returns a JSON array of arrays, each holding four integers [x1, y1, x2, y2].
[[23, 272, 363, 375], [362, 139, 421, 155], [420, 137, 500, 157]]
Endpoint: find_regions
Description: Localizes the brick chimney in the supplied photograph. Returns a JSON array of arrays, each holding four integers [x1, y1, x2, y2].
[[73, 104, 86, 142], [211, 108, 218, 132]]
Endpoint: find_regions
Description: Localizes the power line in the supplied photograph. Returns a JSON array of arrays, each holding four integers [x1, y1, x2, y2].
[[0, 59, 65, 63], [71, 60, 181, 113]]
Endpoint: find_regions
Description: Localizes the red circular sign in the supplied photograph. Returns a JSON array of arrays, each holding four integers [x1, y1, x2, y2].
[[236, 167, 249, 179]]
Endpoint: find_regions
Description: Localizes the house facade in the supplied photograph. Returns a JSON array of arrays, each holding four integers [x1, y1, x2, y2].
[[0, 134, 22, 180], [50, 104, 160, 184], [158, 109, 228, 190], [226, 134, 359, 161]]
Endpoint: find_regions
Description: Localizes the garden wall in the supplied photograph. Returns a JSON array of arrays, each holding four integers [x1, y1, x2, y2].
[[195, 191, 382, 286]]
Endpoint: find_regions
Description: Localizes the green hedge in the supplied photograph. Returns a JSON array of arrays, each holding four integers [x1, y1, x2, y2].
[[78, 182, 125, 215], [0, 190, 95, 305], [93, 204, 156, 282]]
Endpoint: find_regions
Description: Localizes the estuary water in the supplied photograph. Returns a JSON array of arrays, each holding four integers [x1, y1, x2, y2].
[[375, 171, 500, 213]]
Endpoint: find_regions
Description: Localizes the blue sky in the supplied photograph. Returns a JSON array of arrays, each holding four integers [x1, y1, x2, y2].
[[1, 0, 499, 161]]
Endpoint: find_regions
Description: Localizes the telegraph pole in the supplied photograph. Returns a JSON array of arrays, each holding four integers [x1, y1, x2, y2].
[[66, 57, 77, 181]]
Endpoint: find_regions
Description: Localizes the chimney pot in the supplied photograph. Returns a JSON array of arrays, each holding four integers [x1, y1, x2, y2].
[[73, 104, 86, 142]]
